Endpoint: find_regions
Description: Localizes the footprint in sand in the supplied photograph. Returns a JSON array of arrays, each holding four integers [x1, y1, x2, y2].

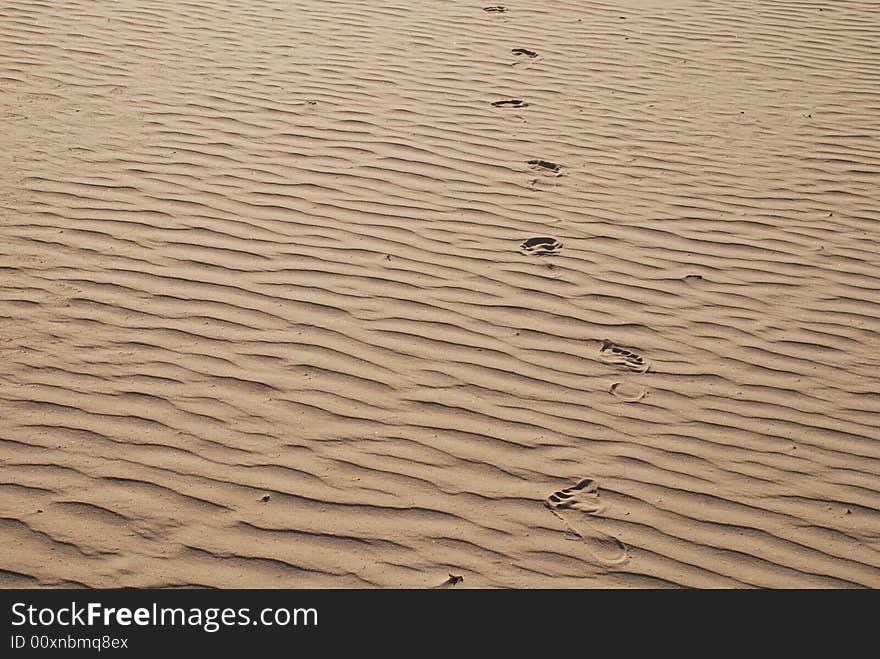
[[483, 5, 508, 12], [599, 339, 650, 373], [528, 159, 563, 175], [492, 99, 528, 108], [520, 236, 563, 255], [512, 48, 539, 58], [545, 479, 629, 566], [609, 381, 647, 403]]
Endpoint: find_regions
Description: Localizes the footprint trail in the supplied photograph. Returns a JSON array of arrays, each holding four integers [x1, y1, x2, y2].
[[545, 479, 630, 567]]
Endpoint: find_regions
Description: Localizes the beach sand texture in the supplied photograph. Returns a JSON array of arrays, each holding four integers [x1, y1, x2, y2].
[[1, 0, 879, 588]]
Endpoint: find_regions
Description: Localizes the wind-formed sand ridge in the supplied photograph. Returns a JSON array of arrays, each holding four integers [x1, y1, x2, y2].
[[1, 0, 878, 588]]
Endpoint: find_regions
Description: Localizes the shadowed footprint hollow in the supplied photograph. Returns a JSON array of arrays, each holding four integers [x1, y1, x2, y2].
[[545, 478, 630, 567], [520, 236, 563, 255]]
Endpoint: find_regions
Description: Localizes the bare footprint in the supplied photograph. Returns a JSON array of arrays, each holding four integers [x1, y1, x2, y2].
[[492, 99, 528, 108], [599, 339, 650, 373], [528, 159, 563, 175], [520, 236, 563, 255], [609, 382, 647, 403], [545, 479, 629, 566]]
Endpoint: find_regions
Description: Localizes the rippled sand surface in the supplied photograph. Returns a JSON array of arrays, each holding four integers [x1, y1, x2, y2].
[[2, 0, 879, 588]]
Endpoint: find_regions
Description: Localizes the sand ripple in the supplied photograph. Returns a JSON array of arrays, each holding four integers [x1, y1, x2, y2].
[[1, 0, 879, 588]]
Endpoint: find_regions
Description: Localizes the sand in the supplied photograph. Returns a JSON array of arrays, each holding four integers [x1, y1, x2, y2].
[[1, 0, 878, 588]]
